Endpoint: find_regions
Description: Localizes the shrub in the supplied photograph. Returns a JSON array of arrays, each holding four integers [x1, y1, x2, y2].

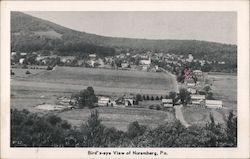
[[25, 70, 31, 74]]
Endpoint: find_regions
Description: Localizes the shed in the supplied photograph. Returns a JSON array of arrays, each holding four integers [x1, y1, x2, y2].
[[205, 100, 223, 108], [162, 99, 173, 107]]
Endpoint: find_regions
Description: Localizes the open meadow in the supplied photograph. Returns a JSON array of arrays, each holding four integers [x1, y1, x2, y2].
[[207, 73, 237, 109], [11, 66, 175, 96], [11, 66, 176, 131], [55, 107, 175, 131]]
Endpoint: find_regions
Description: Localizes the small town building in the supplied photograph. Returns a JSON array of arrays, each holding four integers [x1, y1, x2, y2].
[[19, 58, 25, 64], [162, 99, 173, 107], [20, 52, 27, 57], [205, 100, 223, 108], [124, 95, 135, 106], [193, 70, 203, 79], [11, 52, 17, 56], [142, 65, 149, 71], [140, 58, 151, 65], [98, 96, 110, 106], [187, 87, 197, 94], [89, 54, 97, 59], [121, 63, 129, 68], [60, 56, 75, 63], [191, 95, 206, 105]]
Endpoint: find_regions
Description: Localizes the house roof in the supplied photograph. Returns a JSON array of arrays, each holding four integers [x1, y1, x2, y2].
[[205, 100, 223, 105], [191, 95, 205, 100]]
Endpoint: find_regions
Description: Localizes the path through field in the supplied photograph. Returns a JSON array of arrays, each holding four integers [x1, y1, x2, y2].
[[174, 105, 190, 127]]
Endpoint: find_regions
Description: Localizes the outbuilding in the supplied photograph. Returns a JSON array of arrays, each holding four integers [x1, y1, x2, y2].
[[205, 100, 223, 108]]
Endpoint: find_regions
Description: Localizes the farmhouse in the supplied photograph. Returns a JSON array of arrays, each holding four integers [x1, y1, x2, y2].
[[97, 96, 116, 107], [162, 99, 173, 107], [124, 95, 135, 106], [98, 96, 110, 106], [191, 95, 205, 106], [205, 100, 223, 108]]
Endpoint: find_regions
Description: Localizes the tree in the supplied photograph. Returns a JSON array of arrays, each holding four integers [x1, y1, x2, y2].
[[169, 92, 177, 105], [25, 70, 31, 74], [80, 110, 105, 146], [225, 111, 237, 146], [127, 121, 146, 139], [135, 94, 142, 102], [155, 96, 159, 100], [77, 87, 98, 109], [151, 96, 154, 100], [178, 88, 191, 106], [146, 95, 150, 100]]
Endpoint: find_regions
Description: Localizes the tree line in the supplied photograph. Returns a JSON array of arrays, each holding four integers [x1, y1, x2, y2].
[[11, 108, 237, 147]]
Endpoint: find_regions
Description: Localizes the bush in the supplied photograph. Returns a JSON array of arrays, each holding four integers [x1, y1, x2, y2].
[[25, 70, 31, 74], [156, 105, 161, 110], [46, 66, 53, 70]]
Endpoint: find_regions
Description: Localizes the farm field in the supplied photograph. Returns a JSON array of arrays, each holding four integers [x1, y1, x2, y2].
[[55, 107, 175, 131], [11, 66, 175, 95], [11, 66, 176, 131], [207, 73, 237, 109]]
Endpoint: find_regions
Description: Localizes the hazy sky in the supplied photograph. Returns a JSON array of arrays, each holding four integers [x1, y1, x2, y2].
[[25, 11, 237, 44]]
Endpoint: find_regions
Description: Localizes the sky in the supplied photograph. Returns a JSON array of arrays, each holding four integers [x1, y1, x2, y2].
[[25, 11, 237, 44]]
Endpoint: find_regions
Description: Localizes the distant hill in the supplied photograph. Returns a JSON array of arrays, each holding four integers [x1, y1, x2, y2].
[[11, 11, 237, 62]]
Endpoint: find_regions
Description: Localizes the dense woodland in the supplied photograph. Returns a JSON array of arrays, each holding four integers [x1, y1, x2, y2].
[[11, 12, 237, 71], [11, 108, 237, 147]]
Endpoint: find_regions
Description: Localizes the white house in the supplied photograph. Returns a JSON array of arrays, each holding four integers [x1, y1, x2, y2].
[[20, 52, 27, 57], [191, 95, 205, 105], [89, 54, 96, 59], [187, 87, 197, 94], [162, 99, 173, 107], [140, 58, 151, 65], [19, 58, 25, 64], [205, 100, 223, 108], [98, 96, 110, 106]]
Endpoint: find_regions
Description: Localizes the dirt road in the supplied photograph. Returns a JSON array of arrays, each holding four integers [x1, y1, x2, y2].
[[174, 105, 190, 127]]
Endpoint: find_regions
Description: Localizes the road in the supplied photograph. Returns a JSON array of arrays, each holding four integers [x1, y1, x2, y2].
[[174, 105, 190, 127]]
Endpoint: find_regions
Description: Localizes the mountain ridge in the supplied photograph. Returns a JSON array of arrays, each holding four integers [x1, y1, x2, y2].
[[11, 11, 237, 62]]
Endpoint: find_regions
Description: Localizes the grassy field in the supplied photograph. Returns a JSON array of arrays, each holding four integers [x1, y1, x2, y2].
[[11, 66, 176, 131], [30, 66, 174, 90], [11, 87, 175, 131], [181, 106, 229, 126], [11, 66, 175, 96], [55, 107, 175, 131], [207, 74, 237, 109]]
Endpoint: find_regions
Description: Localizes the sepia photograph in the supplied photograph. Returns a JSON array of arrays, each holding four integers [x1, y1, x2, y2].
[[10, 11, 237, 147], [1, 1, 249, 159]]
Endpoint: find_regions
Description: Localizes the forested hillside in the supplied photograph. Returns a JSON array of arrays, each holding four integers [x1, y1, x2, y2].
[[11, 11, 237, 62]]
